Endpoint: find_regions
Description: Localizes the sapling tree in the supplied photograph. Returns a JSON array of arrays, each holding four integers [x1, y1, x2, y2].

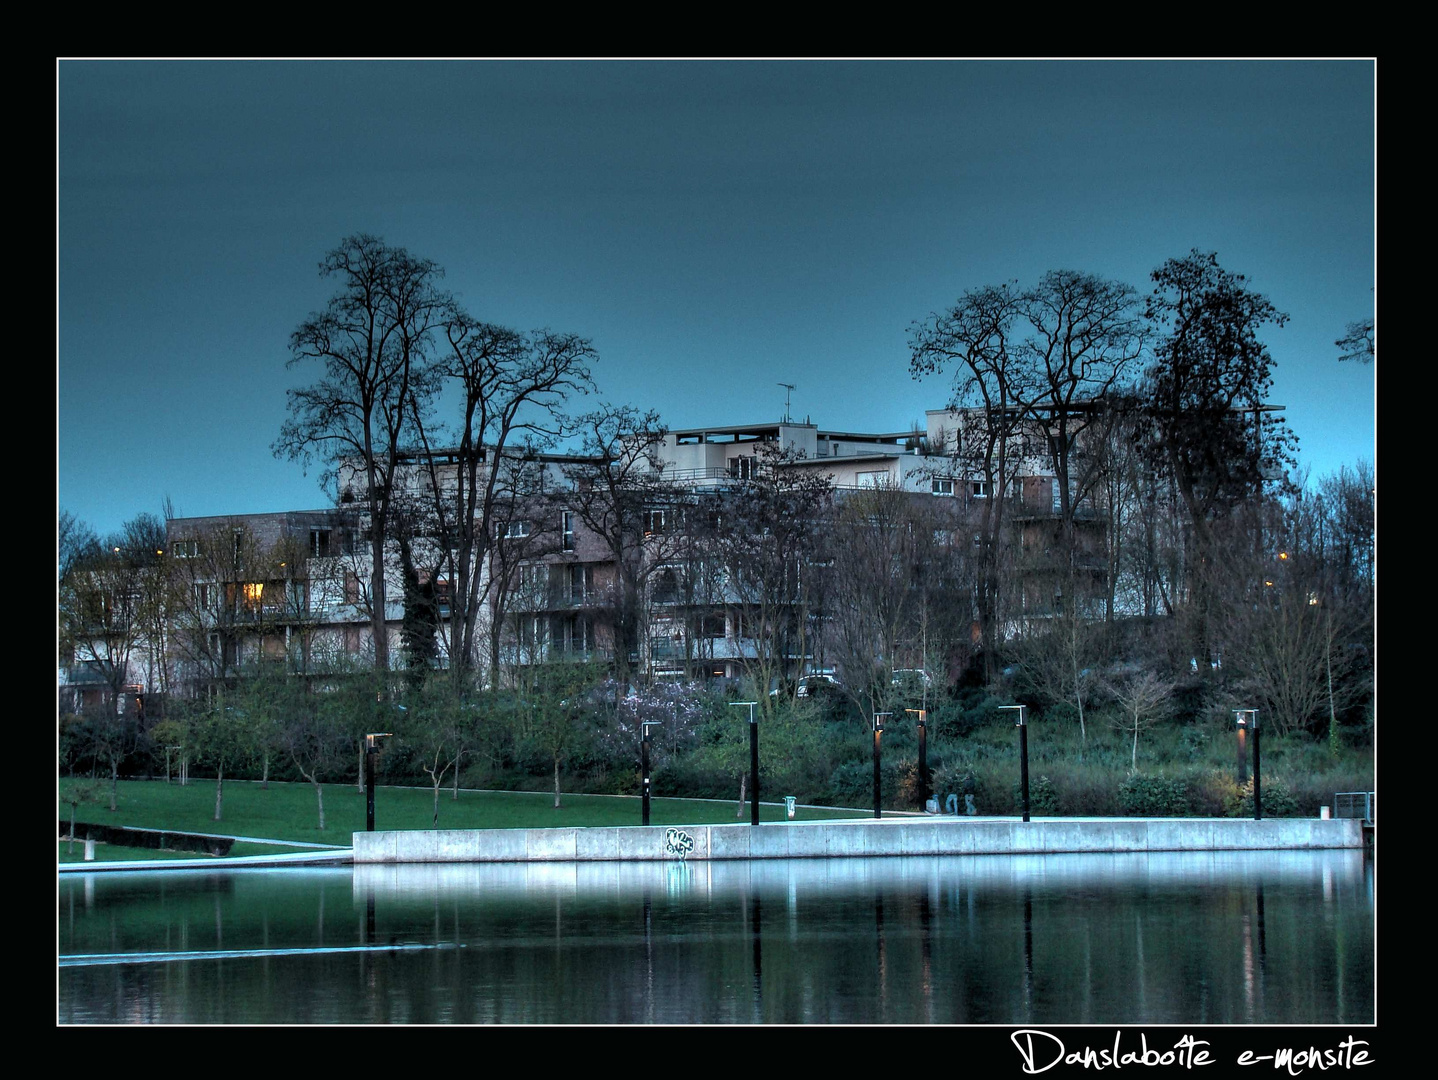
[[1106, 671, 1175, 771]]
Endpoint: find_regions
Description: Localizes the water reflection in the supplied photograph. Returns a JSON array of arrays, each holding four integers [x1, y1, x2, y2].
[[59, 851, 1373, 1025]]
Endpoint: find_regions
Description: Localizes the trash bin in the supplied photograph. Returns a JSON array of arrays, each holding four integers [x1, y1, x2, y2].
[[784, 796, 797, 820], [1320, 805, 1331, 820]]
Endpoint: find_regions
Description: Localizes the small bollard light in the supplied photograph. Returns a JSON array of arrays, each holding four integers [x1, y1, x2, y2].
[[365, 732, 392, 832], [999, 705, 1030, 822], [784, 796, 797, 820]]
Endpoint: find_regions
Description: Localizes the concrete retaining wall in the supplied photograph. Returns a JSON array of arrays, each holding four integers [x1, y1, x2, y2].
[[352, 816, 1363, 864]]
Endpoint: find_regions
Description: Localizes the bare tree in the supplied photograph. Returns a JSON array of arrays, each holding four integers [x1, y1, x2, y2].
[[1106, 670, 1175, 771], [910, 284, 1029, 681], [708, 441, 833, 710], [274, 235, 448, 672], [418, 319, 595, 682], [561, 405, 674, 691]]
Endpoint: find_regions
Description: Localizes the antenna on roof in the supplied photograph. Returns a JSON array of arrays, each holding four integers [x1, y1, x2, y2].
[[779, 383, 795, 424]]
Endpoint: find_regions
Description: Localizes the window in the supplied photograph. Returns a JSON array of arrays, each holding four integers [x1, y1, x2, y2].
[[932, 478, 955, 496], [561, 615, 591, 654], [561, 511, 575, 551], [518, 563, 549, 590], [568, 564, 593, 605], [173, 539, 198, 558], [192, 582, 212, 609], [1051, 478, 1062, 512], [971, 480, 990, 498], [652, 565, 683, 604], [504, 520, 531, 539], [310, 529, 332, 557], [729, 455, 756, 480], [644, 509, 668, 535]]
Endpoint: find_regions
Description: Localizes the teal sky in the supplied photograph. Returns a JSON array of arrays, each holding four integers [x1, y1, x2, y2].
[[58, 60, 1375, 538]]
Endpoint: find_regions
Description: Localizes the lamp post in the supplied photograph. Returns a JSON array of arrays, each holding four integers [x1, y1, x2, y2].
[[730, 702, 760, 825], [871, 712, 891, 818], [1234, 710, 1250, 784], [364, 732, 391, 832], [906, 709, 928, 811], [641, 719, 663, 826], [1235, 709, 1261, 820], [999, 705, 1029, 822]]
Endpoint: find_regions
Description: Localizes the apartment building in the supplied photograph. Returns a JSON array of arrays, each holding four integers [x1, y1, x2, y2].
[[60, 400, 1111, 710]]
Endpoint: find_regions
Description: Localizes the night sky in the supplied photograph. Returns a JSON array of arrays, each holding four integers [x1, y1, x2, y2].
[[58, 60, 1375, 539]]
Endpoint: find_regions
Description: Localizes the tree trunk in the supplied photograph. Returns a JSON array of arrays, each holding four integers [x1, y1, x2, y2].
[[262, 751, 270, 791], [314, 779, 326, 831], [69, 804, 76, 853], [452, 753, 463, 800], [433, 781, 441, 828], [553, 756, 562, 809], [109, 760, 119, 811], [213, 765, 224, 822], [735, 772, 747, 817]]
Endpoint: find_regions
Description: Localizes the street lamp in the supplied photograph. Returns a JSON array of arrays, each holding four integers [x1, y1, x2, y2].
[[364, 732, 391, 832], [1234, 709, 1261, 820], [906, 709, 928, 811], [1234, 709, 1249, 784], [872, 712, 891, 819], [999, 705, 1029, 822], [730, 702, 760, 826], [641, 718, 663, 826]]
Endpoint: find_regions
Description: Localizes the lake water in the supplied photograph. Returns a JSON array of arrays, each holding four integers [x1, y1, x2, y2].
[[58, 849, 1373, 1024]]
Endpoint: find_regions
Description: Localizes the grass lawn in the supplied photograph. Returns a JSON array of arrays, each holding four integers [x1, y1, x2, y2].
[[59, 778, 866, 847]]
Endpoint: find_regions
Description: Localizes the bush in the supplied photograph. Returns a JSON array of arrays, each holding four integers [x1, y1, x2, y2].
[[1013, 773, 1060, 814], [1119, 774, 1192, 817], [1051, 769, 1121, 816], [1192, 770, 1241, 817], [826, 758, 908, 809], [1234, 777, 1299, 818]]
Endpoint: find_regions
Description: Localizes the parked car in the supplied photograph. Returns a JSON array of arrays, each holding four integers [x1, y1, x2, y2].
[[796, 674, 843, 697]]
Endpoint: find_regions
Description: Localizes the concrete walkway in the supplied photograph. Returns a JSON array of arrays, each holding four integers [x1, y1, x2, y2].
[[58, 848, 353, 873]]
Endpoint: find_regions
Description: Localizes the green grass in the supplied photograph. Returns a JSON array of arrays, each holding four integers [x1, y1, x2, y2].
[[59, 778, 864, 846]]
